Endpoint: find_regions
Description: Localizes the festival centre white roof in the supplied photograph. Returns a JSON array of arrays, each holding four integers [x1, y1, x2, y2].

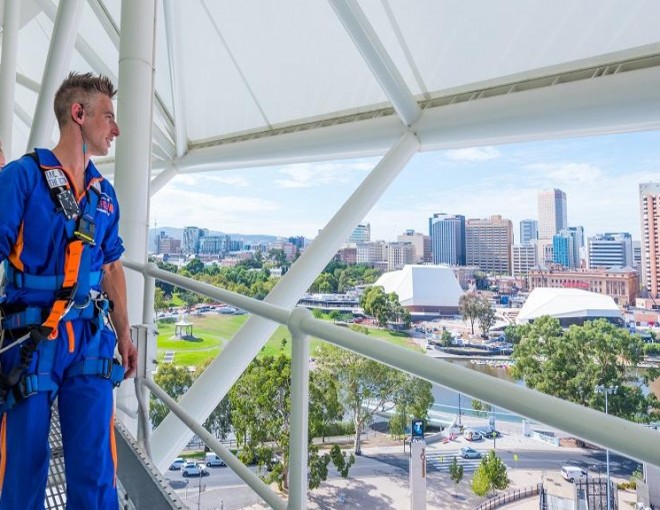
[[374, 265, 463, 308], [516, 288, 623, 325]]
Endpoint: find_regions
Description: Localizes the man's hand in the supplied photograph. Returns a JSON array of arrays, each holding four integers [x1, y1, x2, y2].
[[118, 335, 138, 379]]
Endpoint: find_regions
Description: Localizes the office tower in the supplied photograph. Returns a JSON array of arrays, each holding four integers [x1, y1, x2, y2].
[[536, 238, 554, 266], [356, 241, 388, 264], [428, 213, 466, 265], [568, 226, 584, 268], [587, 233, 633, 269], [182, 226, 206, 254], [397, 229, 431, 263], [198, 235, 230, 256], [553, 230, 575, 268], [519, 219, 538, 245], [633, 240, 642, 274], [465, 215, 513, 274], [537, 189, 567, 239], [386, 242, 415, 271], [511, 245, 537, 277], [348, 223, 370, 243], [640, 183, 660, 297]]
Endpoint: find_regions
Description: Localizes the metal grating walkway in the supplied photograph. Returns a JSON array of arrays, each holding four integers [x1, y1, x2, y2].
[[44, 404, 184, 510]]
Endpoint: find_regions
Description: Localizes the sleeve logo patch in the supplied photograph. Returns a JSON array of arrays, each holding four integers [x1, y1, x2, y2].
[[97, 193, 114, 215]]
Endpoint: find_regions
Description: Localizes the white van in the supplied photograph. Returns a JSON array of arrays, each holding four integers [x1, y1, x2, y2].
[[205, 453, 225, 467], [560, 466, 587, 483]]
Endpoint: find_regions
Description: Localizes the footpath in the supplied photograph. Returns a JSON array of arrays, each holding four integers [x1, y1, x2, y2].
[[176, 422, 638, 510]]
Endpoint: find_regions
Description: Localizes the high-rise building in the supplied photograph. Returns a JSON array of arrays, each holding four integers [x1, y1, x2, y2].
[[633, 240, 642, 275], [198, 235, 230, 256], [587, 233, 633, 269], [537, 189, 567, 239], [356, 241, 387, 265], [348, 223, 370, 243], [511, 244, 537, 277], [428, 213, 466, 265], [519, 219, 538, 245], [568, 226, 585, 268], [397, 229, 431, 263], [182, 226, 206, 254], [553, 230, 575, 268], [465, 215, 513, 274], [156, 231, 181, 255], [640, 183, 660, 297], [386, 242, 415, 271]]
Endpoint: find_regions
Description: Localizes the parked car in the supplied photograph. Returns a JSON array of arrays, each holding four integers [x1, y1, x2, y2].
[[182, 462, 209, 477], [560, 466, 587, 483], [463, 429, 483, 442], [169, 457, 185, 471], [205, 453, 226, 467], [459, 447, 482, 459]]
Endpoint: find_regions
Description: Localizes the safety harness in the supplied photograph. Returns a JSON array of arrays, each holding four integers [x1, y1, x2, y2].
[[0, 150, 124, 412]]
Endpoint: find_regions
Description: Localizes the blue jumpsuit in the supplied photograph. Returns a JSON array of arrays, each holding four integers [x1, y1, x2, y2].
[[0, 149, 124, 509]]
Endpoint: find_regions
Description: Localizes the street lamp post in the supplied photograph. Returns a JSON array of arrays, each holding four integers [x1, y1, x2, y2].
[[595, 385, 617, 510]]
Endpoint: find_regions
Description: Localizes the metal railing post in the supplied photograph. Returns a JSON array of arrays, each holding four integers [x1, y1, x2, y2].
[[133, 325, 152, 458], [288, 307, 312, 510]]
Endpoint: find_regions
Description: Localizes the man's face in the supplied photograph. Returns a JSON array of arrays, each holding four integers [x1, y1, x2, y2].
[[82, 93, 120, 157]]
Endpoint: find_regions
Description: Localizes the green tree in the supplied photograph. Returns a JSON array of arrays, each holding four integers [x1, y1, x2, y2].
[[150, 364, 194, 427], [440, 329, 453, 347], [511, 317, 659, 421], [388, 377, 434, 436], [471, 399, 492, 416], [471, 464, 491, 497], [154, 287, 168, 316], [267, 248, 288, 268], [459, 292, 482, 335], [310, 272, 338, 293], [195, 359, 232, 440], [475, 450, 509, 495], [315, 344, 408, 455], [309, 370, 343, 442], [229, 354, 353, 491], [184, 257, 205, 275], [504, 324, 524, 345], [449, 457, 464, 494], [477, 296, 496, 337], [177, 289, 200, 312]]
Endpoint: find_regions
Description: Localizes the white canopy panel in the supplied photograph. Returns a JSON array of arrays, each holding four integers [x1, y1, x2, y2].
[[2, 0, 660, 165], [517, 287, 623, 324]]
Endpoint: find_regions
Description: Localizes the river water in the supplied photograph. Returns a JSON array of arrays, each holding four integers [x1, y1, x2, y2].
[[431, 360, 660, 424]]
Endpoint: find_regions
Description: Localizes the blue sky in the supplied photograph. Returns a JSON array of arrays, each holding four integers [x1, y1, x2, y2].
[[149, 130, 660, 243]]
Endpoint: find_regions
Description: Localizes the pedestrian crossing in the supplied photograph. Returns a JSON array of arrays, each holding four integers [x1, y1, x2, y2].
[[425, 451, 485, 472]]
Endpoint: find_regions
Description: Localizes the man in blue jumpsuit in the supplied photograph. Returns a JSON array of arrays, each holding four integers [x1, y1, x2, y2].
[[0, 72, 137, 509]]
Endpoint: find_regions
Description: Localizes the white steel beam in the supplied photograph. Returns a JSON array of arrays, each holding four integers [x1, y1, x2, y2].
[[149, 131, 420, 471], [0, 0, 20, 159], [27, 0, 84, 150], [16, 72, 41, 93], [329, 0, 421, 127], [163, 0, 188, 158], [113, 0, 157, 431], [149, 163, 178, 196], [95, 62, 660, 179]]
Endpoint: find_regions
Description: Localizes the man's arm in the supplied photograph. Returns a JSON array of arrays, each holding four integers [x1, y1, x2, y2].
[[102, 259, 138, 378]]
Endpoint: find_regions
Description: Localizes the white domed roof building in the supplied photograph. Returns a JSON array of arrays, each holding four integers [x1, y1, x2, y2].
[[516, 287, 623, 327], [374, 265, 464, 316]]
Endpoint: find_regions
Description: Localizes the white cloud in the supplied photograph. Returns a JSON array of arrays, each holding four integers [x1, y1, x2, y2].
[[171, 173, 250, 188], [526, 162, 602, 184], [275, 161, 373, 188], [445, 147, 501, 162]]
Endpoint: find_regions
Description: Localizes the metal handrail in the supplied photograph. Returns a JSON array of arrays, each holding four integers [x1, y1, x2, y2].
[[137, 377, 287, 510], [124, 260, 660, 471]]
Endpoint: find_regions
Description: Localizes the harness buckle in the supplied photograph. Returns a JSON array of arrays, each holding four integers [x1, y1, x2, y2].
[[14, 374, 38, 400], [100, 358, 114, 379], [55, 283, 79, 302]]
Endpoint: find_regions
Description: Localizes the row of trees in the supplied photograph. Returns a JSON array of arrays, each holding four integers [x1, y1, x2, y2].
[[152, 344, 434, 490], [309, 261, 382, 294], [510, 316, 660, 421]]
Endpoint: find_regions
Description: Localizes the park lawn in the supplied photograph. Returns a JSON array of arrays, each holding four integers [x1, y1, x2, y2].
[[157, 314, 419, 367]]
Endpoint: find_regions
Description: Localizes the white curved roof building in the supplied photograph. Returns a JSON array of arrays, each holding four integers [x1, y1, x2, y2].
[[374, 265, 463, 315], [517, 288, 623, 326]]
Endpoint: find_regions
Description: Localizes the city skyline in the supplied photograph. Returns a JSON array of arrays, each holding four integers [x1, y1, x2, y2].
[[149, 130, 660, 243]]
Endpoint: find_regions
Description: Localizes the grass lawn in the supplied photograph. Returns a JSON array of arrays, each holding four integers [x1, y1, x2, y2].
[[157, 314, 421, 368]]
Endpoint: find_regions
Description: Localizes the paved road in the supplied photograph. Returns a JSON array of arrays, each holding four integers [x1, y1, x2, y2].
[[367, 448, 639, 478]]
